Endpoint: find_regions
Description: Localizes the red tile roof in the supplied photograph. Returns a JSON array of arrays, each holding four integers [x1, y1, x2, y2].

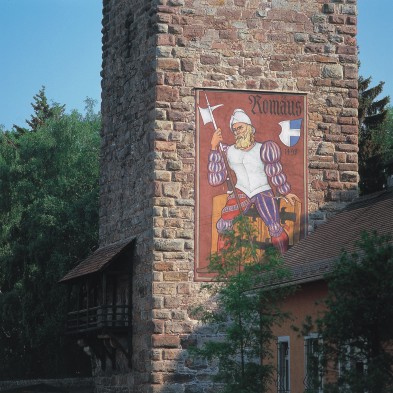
[[59, 237, 135, 283], [282, 189, 393, 284]]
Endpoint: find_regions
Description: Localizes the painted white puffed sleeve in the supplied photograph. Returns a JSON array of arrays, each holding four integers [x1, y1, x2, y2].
[[260, 141, 291, 195]]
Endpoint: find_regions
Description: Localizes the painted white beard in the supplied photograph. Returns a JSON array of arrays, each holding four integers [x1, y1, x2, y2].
[[235, 132, 254, 149]]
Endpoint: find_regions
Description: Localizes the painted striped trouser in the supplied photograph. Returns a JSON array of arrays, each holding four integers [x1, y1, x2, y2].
[[216, 188, 283, 238]]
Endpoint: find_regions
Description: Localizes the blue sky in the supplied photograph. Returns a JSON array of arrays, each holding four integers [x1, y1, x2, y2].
[[358, 0, 393, 102], [0, 0, 392, 130], [0, 0, 102, 130]]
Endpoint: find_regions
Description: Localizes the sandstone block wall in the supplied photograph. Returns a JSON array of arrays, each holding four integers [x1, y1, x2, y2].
[[100, 0, 157, 391], [100, 0, 358, 392]]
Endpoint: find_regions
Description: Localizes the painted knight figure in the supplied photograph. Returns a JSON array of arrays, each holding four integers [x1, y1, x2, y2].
[[196, 89, 308, 280]]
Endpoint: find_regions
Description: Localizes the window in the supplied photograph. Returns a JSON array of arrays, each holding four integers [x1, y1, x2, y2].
[[277, 336, 290, 393], [339, 343, 368, 390], [340, 344, 367, 373], [304, 333, 323, 393]]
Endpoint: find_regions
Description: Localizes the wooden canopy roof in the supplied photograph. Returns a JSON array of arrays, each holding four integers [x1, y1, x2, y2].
[[59, 237, 135, 283]]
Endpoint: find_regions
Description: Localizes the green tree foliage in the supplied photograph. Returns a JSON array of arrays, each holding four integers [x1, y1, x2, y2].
[[314, 232, 393, 393], [384, 107, 393, 178], [13, 86, 65, 135], [191, 216, 293, 393], [0, 98, 100, 378], [358, 77, 389, 130], [358, 76, 391, 194]]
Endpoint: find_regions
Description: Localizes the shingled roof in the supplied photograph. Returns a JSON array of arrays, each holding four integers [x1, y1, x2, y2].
[[59, 237, 135, 283], [282, 189, 393, 284]]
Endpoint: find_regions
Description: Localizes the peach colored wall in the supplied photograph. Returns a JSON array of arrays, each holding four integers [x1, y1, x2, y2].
[[270, 280, 329, 393]]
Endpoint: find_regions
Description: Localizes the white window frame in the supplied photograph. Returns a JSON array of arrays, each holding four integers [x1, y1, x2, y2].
[[277, 336, 290, 393]]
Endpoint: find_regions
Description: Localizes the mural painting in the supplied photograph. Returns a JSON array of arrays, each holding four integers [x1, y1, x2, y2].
[[195, 89, 308, 280]]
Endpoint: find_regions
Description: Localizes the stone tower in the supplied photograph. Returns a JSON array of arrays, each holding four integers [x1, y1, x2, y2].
[[99, 0, 358, 392]]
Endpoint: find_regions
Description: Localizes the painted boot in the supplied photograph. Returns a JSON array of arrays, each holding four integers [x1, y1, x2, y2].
[[271, 230, 289, 254]]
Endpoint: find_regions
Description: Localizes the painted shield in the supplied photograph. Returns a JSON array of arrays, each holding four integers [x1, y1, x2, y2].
[[279, 119, 302, 147]]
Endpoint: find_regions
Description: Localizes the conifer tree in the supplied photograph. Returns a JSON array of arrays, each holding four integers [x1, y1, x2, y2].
[[358, 76, 391, 194], [13, 86, 65, 134], [358, 77, 389, 131]]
